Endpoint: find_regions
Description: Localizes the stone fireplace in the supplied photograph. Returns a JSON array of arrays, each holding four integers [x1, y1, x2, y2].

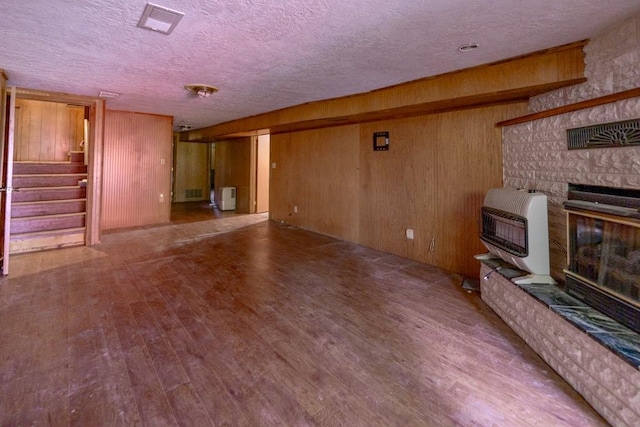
[[490, 13, 640, 427]]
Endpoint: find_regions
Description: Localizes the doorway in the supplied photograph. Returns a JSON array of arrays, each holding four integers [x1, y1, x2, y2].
[[0, 85, 104, 274], [253, 134, 270, 214], [170, 134, 270, 221]]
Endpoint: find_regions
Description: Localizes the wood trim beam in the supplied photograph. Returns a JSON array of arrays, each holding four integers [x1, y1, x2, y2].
[[262, 79, 587, 136], [10, 87, 100, 106], [496, 87, 640, 127], [182, 41, 587, 142]]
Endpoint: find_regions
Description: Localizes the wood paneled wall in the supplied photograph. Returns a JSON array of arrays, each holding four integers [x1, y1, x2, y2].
[[14, 99, 84, 161], [173, 140, 209, 203], [214, 138, 252, 213], [270, 103, 529, 277], [102, 111, 172, 230], [270, 125, 361, 243]]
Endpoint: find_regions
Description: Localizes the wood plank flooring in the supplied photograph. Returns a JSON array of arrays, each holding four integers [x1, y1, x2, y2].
[[0, 206, 608, 426]]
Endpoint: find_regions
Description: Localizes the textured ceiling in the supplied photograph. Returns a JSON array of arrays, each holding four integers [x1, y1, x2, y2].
[[1, 0, 639, 131]]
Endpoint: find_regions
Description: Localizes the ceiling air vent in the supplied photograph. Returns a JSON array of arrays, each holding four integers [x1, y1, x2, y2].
[[137, 3, 184, 35]]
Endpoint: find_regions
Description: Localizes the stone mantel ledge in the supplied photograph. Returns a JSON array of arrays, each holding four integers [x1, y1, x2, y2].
[[479, 258, 640, 427]]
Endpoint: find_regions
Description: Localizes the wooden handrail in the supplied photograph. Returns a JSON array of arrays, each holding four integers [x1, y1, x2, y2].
[[496, 87, 640, 127]]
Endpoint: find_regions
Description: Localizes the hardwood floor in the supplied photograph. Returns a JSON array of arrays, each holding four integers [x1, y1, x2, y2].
[[0, 208, 607, 426]]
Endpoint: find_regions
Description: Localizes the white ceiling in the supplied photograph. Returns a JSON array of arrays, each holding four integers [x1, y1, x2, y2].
[[1, 0, 639, 131]]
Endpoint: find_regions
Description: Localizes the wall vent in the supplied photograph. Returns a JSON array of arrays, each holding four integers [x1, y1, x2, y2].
[[567, 118, 640, 150], [185, 189, 203, 199]]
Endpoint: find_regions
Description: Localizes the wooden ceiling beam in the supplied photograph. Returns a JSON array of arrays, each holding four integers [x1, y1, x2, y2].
[[182, 40, 587, 142]]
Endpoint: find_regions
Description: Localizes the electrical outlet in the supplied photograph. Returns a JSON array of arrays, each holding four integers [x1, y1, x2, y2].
[[406, 228, 414, 240], [294, 206, 298, 213], [159, 193, 164, 202]]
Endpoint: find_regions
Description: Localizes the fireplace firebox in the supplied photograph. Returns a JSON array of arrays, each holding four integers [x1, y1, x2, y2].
[[564, 184, 640, 334]]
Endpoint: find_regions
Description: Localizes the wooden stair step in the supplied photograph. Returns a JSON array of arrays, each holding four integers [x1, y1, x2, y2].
[[12, 199, 87, 218], [12, 186, 86, 203], [10, 227, 85, 254], [69, 151, 85, 164], [11, 212, 86, 234], [13, 162, 87, 175], [13, 173, 87, 188]]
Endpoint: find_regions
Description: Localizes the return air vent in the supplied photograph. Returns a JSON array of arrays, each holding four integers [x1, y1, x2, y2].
[[567, 118, 640, 150], [137, 3, 184, 35], [185, 189, 203, 199]]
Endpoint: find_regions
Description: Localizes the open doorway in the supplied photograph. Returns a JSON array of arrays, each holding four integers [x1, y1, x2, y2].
[[8, 98, 88, 254], [170, 134, 270, 223], [253, 134, 270, 214]]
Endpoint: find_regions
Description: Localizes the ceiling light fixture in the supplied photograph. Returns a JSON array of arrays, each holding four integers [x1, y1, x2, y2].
[[137, 3, 184, 35], [458, 43, 479, 52], [184, 84, 219, 98]]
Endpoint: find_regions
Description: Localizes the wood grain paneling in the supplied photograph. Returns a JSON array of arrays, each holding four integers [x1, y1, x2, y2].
[[14, 99, 84, 161], [270, 103, 528, 278], [360, 104, 529, 277], [214, 138, 252, 213], [359, 117, 438, 264], [102, 111, 172, 230], [270, 126, 360, 242], [432, 106, 529, 276], [182, 42, 586, 141], [173, 141, 208, 203]]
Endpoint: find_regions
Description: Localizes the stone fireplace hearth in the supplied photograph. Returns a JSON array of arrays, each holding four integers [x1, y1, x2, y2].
[[479, 260, 640, 427]]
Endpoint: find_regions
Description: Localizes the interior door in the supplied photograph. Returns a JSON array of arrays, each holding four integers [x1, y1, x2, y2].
[[0, 87, 16, 275]]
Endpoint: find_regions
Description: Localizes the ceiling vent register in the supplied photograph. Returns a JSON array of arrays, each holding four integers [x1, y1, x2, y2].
[[137, 3, 184, 35], [567, 118, 640, 150]]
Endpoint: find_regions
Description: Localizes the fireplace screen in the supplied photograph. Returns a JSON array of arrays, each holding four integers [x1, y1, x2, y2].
[[567, 214, 640, 308]]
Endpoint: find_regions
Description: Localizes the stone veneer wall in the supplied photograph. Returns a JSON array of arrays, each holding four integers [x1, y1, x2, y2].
[[502, 14, 640, 280]]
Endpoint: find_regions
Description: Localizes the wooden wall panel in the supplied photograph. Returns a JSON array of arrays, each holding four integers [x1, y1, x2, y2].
[[102, 111, 172, 230], [359, 117, 438, 264], [214, 138, 252, 213], [432, 106, 529, 277], [173, 141, 209, 202], [269, 103, 528, 277], [14, 99, 84, 161], [270, 125, 360, 242]]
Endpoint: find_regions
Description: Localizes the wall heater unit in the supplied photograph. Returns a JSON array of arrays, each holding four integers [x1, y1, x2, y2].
[[218, 187, 236, 211], [476, 187, 556, 284]]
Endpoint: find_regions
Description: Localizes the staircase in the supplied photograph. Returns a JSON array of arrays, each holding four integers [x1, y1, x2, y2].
[[10, 151, 87, 253]]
